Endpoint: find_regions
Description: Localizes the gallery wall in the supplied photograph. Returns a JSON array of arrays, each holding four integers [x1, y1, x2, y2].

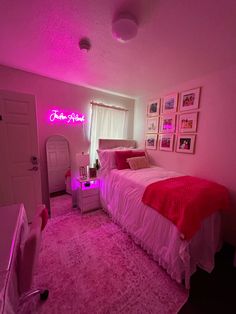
[[134, 64, 236, 247], [0, 64, 135, 208]]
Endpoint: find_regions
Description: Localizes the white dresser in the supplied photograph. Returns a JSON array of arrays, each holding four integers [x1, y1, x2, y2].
[[77, 178, 100, 213]]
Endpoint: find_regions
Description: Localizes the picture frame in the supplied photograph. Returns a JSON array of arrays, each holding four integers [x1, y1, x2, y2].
[[159, 114, 176, 133], [179, 87, 201, 112], [179, 112, 198, 133], [159, 134, 175, 152], [176, 134, 196, 154], [147, 100, 160, 116], [145, 134, 158, 150], [162, 93, 178, 113], [146, 117, 159, 133]]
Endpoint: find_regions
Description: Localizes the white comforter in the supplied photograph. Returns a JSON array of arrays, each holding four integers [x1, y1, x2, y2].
[[99, 166, 222, 288]]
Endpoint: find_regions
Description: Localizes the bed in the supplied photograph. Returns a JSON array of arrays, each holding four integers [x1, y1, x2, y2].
[[97, 139, 227, 289]]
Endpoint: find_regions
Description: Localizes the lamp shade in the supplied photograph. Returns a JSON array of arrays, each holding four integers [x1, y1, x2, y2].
[[76, 153, 90, 168]]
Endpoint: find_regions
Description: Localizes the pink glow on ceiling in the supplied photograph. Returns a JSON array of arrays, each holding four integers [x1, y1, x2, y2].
[[0, 0, 236, 97], [48, 109, 85, 124]]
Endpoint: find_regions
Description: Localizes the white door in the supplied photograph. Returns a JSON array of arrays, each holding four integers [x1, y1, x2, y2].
[[0, 90, 42, 222], [46, 136, 70, 194]]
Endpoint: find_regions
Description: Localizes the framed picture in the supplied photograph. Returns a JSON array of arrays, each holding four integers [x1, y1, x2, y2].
[[159, 114, 176, 133], [179, 112, 198, 133], [179, 87, 200, 111], [145, 134, 158, 150], [162, 93, 178, 113], [176, 134, 196, 154], [146, 117, 159, 133], [159, 134, 175, 152], [147, 100, 160, 116]]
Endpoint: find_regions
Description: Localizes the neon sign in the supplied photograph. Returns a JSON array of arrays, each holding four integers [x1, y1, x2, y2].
[[49, 109, 85, 124]]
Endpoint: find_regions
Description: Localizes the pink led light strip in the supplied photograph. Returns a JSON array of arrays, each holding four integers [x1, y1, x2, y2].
[[49, 110, 85, 124]]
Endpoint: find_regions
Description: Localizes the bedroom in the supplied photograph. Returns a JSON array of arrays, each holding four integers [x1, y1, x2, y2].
[[0, 0, 236, 313]]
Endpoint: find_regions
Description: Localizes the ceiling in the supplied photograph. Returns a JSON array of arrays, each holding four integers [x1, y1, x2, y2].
[[0, 0, 236, 99]]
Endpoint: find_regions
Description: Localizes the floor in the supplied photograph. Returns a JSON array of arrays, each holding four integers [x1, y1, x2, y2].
[[20, 209, 188, 313], [48, 195, 236, 313], [179, 244, 236, 314], [50, 193, 73, 218]]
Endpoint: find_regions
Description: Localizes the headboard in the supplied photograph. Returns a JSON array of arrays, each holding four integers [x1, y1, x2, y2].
[[98, 139, 136, 150]]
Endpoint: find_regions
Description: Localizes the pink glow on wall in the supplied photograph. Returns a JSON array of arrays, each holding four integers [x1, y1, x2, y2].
[[49, 109, 85, 124]]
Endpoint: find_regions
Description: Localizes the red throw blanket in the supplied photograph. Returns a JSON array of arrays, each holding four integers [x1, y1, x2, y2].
[[142, 176, 229, 240]]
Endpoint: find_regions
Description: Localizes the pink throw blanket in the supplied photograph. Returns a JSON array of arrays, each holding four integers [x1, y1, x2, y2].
[[142, 176, 229, 240]]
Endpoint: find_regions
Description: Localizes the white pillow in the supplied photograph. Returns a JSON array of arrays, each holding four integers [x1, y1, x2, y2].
[[97, 149, 117, 171]]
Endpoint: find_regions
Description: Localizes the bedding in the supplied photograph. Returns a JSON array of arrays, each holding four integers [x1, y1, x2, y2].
[[142, 176, 229, 240], [99, 165, 223, 289]]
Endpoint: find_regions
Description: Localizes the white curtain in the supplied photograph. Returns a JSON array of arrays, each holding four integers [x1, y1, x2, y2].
[[90, 104, 128, 165]]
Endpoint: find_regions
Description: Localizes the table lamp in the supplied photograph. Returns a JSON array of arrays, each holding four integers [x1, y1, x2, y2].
[[76, 153, 90, 180]]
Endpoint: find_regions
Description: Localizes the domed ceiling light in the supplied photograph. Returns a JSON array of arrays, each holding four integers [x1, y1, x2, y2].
[[112, 13, 138, 43], [79, 38, 91, 52]]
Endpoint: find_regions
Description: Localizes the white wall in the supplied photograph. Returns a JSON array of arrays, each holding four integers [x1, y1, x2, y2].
[[134, 64, 236, 246], [0, 65, 135, 208]]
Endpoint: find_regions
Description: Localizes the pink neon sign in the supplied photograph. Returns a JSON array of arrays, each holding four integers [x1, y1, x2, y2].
[[49, 109, 85, 124]]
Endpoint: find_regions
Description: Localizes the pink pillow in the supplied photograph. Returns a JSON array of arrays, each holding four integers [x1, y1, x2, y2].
[[115, 150, 146, 170], [115, 150, 133, 169], [127, 156, 150, 170], [132, 151, 146, 158]]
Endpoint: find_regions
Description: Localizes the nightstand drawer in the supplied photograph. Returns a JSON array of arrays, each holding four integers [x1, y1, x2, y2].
[[77, 178, 100, 213], [80, 188, 99, 198], [80, 195, 100, 212]]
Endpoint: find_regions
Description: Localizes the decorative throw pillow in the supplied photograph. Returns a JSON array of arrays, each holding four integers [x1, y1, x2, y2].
[[127, 156, 150, 170], [115, 150, 133, 170]]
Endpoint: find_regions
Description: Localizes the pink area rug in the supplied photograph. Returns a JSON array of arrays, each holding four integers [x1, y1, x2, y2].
[[19, 210, 188, 313], [50, 194, 73, 218]]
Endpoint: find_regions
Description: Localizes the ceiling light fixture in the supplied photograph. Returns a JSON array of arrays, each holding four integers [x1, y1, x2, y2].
[[112, 13, 138, 43], [79, 38, 91, 52]]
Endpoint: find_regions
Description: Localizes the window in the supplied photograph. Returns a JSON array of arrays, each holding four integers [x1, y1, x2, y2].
[[89, 102, 128, 165]]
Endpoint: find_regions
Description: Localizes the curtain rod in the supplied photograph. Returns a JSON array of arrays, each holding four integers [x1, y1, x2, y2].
[[90, 101, 128, 112]]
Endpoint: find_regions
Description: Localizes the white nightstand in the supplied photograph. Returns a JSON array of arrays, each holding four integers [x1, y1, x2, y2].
[[77, 178, 100, 213]]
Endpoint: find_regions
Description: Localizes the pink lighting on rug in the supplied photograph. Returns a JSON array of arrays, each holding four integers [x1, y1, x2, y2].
[[49, 109, 85, 124]]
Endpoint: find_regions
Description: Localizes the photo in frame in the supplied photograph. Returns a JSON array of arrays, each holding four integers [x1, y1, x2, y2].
[[147, 100, 160, 116], [162, 93, 178, 113], [179, 112, 198, 133], [159, 134, 175, 152], [145, 133, 158, 150], [146, 117, 159, 133], [159, 114, 176, 133], [176, 134, 196, 154], [179, 87, 200, 112]]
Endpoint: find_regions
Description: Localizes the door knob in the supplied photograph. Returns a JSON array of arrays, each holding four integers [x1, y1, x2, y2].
[[31, 156, 38, 165]]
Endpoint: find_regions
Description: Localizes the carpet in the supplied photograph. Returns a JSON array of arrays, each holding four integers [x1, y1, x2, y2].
[[50, 194, 72, 218], [18, 210, 188, 314]]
